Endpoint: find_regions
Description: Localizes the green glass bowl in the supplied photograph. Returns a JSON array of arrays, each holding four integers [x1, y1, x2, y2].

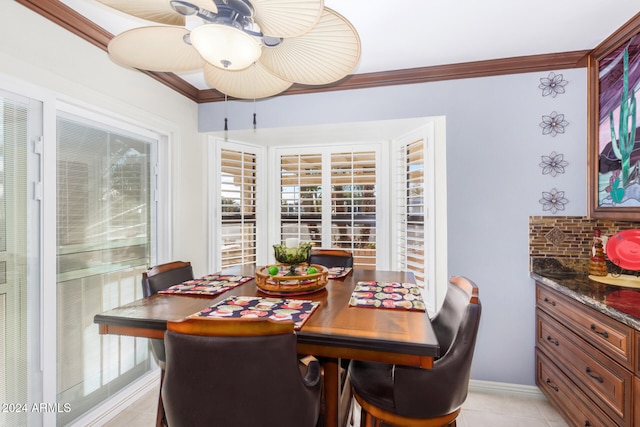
[[273, 242, 312, 265]]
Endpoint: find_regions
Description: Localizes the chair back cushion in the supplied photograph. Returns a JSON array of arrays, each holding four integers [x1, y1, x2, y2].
[[141, 261, 194, 364], [308, 249, 354, 268], [162, 322, 321, 427], [430, 281, 472, 356], [392, 277, 481, 418], [141, 262, 193, 297]]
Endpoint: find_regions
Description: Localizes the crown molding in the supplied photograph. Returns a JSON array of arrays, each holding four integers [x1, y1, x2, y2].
[[16, 0, 590, 104], [197, 50, 589, 102], [590, 12, 640, 60]]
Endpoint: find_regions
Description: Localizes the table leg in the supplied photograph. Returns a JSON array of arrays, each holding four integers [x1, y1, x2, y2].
[[323, 358, 339, 427], [338, 370, 353, 427]]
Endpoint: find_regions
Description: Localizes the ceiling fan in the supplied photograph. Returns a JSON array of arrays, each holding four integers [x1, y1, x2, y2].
[[99, 0, 361, 99]]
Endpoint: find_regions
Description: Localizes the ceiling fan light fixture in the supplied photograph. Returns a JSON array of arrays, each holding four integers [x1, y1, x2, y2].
[[190, 24, 262, 71]]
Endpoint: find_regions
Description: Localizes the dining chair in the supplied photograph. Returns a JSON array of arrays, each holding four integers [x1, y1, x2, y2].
[[162, 317, 323, 427], [349, 276, 481, 427], [308, 248, 354, 403], [141, 261, 194, 427], [308, 248, 354, 267]]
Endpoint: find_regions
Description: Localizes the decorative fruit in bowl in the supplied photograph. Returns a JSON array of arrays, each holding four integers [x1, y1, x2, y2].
[[268, 266, 279, 276]]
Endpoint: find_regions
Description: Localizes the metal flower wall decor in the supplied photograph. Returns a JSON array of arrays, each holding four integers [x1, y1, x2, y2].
[[539, 188, 569, 214], [536, 72, 570, 214], [539, 111, 569, 137], [538, 72, 568, 98], [539, 151, 568, 177]]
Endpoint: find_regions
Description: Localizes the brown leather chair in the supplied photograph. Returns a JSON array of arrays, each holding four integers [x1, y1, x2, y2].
[[308, 248, 354, 403], [349, 276, 481, 427], [141, 261, 194, 427], [162, 317, 323, 427], [308, 248, 354, 267]]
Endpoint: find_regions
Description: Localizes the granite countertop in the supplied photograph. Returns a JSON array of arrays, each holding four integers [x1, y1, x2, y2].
[[531, 270, 640, 332]]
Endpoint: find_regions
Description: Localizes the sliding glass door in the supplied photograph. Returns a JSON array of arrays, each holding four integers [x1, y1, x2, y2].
[[0, 81, 169, 425], [56, 110, 157, 424], [0, 90, 41, 427]]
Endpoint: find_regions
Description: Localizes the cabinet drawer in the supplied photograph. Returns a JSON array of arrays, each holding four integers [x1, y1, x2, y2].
[[536, 348, 615, 427], [537, 309, 633, 425], [536, 283, 634, 371]]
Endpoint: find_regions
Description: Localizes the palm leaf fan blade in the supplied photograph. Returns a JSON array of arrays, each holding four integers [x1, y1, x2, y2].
[[251, 0, 324, 38], [259, 8, 361, 85], [108, 27, 204, 73], [203, 62, 292, 99], [97, 0, 217, 25]]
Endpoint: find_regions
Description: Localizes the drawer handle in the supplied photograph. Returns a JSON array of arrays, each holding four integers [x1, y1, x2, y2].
[[589, 324, 609, 339], [584, 422, 591, 427], [545, 378, 559, 392], [543, 297, 556, 306], [546, 335, 559, 346], [585, 367, 603, 383]]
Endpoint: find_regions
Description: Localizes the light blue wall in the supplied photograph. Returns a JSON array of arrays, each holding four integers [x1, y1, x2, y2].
[[199, 69, 588, 385]]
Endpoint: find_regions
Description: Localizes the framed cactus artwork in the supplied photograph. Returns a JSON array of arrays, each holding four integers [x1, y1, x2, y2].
[[588, 15, 640, 220]]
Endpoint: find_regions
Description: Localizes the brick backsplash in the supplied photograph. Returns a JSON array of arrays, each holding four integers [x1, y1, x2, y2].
[[529, 216, 640, 272]]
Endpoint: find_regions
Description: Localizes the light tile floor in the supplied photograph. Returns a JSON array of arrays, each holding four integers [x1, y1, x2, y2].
[[456, 388, 568, 427], [103, 383, 569, 427]]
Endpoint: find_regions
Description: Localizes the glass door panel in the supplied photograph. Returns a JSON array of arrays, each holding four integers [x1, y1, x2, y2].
[[56, 112, 155, 424], [0, 91, 31, 427]]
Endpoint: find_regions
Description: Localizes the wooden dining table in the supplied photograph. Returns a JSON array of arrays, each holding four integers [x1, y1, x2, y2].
[[93, 265, 439, 427]]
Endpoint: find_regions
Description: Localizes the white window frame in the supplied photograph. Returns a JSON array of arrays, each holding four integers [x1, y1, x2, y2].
[[207, 118, 446, 310], [208, 137, 267, 272], [53, 99, 167, 425], [1, 71, 178, 426], [391, 120, 447, 313]]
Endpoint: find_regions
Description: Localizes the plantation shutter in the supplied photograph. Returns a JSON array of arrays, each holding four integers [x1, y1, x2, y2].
[[395, 138, 426, 285], [279, 153, 323, 244], [220, 148, 257, 267], [331, 151, 377, 269], [277, 148, 378, 269]]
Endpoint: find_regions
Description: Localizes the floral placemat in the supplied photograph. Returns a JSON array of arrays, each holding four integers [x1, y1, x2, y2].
[[349, 281, 426, 311], [190, 295, 321, 330], [327, 267, 352, 279], [158, 274, 253, 297]]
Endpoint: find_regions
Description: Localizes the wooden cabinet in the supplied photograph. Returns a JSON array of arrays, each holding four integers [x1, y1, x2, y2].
[[636, 377, 640, 427], [536, 282, 638, 426]]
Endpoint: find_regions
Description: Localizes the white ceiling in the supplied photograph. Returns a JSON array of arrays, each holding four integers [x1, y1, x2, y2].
[[62, 0, 640, 91]]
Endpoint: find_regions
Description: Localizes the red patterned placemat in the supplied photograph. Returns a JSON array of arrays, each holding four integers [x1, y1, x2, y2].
[[158, 274, 253, 297], [327, 267, 352, 279], [191, 295, 321, 330], [349, 281, 426, 311]]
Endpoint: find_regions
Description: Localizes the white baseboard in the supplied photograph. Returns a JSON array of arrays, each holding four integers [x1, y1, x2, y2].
[[469, 379, 546, 399], [68, 369, 160, 427]]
